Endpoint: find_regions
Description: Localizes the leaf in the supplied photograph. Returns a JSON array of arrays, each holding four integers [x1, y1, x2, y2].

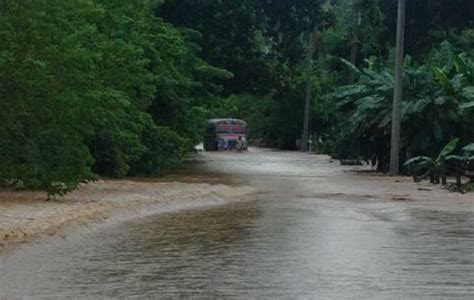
[[437, 138, 460, 160], [433, 67, 453, 92], [364, 56, 380, 70], [454, 54, 467, 74], [434, 96, 448, 105], [378, 113, 392, 129], [404, 55, 412, 67], [445, 155, 464, 161], [334, 85, 368, 99], [196, 65, 233, 80], [462, 86, 474, 98], [25, 57, 47, 68], [412, 98, 431, 113], [462, 143, 474, 153], [338, 58, 361, 75], [460, 101, 474, 109], [404, 156, 432, 166]]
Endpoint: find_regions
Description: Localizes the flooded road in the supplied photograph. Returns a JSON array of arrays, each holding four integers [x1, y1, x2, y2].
[[1, 149, 474, 299]]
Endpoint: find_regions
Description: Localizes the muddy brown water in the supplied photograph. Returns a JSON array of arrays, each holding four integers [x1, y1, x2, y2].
[[1, 149, 474, 299]]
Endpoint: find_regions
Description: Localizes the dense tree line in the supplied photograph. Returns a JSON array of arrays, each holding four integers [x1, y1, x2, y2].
[[326, 0, 474, 171], [160, 0, 336, 149], [161, 0, 474, 167], [0, 0, 230, 195], [1, 0, 473, 195]]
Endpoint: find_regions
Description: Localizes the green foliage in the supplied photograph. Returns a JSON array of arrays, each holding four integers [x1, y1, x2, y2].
[[438, 138, 460, 160], [158, 0, 338, 150], [0, 0, 229, 196], [130, 123, 185, 176], [0, 0, 99, 195], [2, 0, 474, 196], [332, 42, 474, 171], [445, 143, 474, 182], [404, 138, 459, 168], [158, 0, 271, 95], [404, 138, 460, 185], [224, 61, 332, 150]]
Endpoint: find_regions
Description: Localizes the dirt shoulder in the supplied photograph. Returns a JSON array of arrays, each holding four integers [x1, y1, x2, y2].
[[0, 180, 254, 253], [339, 170, 474, 209]]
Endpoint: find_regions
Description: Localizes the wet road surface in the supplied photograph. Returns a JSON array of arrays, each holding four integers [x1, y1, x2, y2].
[[1, 149, 474, 299]]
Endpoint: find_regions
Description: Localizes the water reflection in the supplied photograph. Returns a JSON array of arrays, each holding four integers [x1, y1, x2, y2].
[[1, 149, 474, 298], [1, 197, 473, 299]]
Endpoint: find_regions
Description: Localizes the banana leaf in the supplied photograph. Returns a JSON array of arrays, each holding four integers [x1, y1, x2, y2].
[[463, 143, 474, 153], [460, 101, 474, 109], [338, 58, 361, 75], [445, 155, 465, 161], [404, 156, 432, 166], [437, 138, 460, 160]]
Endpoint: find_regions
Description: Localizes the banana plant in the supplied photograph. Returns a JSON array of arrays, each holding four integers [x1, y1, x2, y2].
[[445, 143, 474, 186], [333, 41, 474, 172], [404, 138, 459, 185], [463, 144, 474, 181]]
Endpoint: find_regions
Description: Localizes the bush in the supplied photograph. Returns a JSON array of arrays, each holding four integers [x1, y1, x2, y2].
[[130, 123, 185, 176]]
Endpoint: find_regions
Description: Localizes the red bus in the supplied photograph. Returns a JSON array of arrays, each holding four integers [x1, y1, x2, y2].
[[204, 119, 248, 151]]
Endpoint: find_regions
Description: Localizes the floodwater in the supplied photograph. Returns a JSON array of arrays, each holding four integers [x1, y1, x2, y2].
[[1, 149, 474, 299]]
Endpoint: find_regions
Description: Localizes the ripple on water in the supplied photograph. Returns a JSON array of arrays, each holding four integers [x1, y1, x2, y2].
[[1, 197, 473, 299]]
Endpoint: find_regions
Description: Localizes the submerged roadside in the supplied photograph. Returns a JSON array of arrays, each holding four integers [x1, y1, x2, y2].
[[1, 149, 473, 256], [0, 179, 255, 254]]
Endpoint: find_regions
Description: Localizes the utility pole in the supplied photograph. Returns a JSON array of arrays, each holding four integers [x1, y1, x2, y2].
[[389, 0, 406, 175], [302, 30, 315, 152]]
